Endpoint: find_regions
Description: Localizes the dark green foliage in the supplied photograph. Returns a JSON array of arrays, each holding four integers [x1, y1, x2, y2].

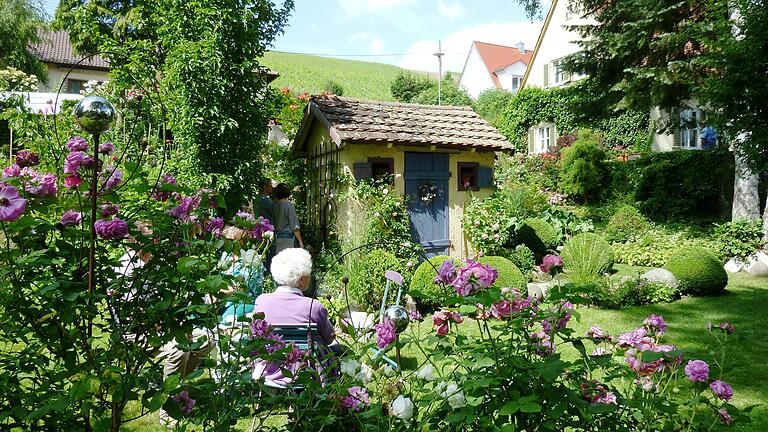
[[631, 150, 734, 219], [412, 73, 473, 107], [559, 130, 609, 203], [562, 233, 614, 285], [409, 255, 454, 309], [347, 249, 407, 312], [474, 88, 515, 126], [477, 256, 527, 290], [0, 0, 47, 81], [508, 245, 536, 278], [591, 279, 679, 309], [713, 219, 765, 262], [664, 246, 728, 296], [390, 71, 435, 103], [604, 204, 651, 243], [516, 218, 560, 255], [323, 80, 344, 96]]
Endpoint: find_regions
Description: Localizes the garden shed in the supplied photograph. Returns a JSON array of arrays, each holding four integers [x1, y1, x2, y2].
[[292, 95, 514, 259]]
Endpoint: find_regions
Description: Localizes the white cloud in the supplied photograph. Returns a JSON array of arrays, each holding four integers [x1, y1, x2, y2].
[[398, 21, 543, 72], [370, 37, 386, 54], [437, 0, 465, 19], [336, 0, 416, 17], [347, 32, 386, 55]]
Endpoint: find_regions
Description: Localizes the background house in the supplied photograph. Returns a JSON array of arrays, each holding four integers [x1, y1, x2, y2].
[[30, 30, 110, 95], [292, 96, 513, 259], [459, 41, 533, 99]]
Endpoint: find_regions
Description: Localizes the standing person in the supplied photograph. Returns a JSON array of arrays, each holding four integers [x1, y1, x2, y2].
[[257, 179, 274, 221], [700, 120, 718, 150], [273, 183, 303, 253]]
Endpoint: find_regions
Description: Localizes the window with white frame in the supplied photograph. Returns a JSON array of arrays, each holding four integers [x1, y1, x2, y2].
[[552, 59, 571, 85], [535, 125, 554, 153], [511, 75, 523, 93], [679, 109, 700, 149]]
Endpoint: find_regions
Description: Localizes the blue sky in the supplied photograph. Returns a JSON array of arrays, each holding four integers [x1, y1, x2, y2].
[[43, 0, 547, 72]]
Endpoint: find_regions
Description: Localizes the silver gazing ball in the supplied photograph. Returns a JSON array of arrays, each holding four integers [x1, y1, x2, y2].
[[73, 96, 117, 134], [384, 305, 409, 333]]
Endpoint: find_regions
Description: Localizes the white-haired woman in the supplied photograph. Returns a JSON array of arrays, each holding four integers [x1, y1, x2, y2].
[[252, 248, 335, 385]]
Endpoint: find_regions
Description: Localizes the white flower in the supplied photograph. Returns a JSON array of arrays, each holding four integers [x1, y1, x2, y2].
[[355, 363, 374, 384], [262, 230, 274, 240], [492, 223, 500, 231], [416, 364, 434, 381], [473, 220, 481, 226], [481, 233, 488, 239], [382, 188, 389, 195], [437, 381, 460, 398], [340, 359, 360, 377], [448, 391, 466, 409], [240, 249, 261, 267], [406, 261, 414, 268], [373, 212, 381, 217], [382, 363, 396, 377], [390, 395, 414, 420]]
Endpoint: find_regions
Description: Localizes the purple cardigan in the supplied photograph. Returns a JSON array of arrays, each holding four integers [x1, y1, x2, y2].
[[251, 287, 335, 386]]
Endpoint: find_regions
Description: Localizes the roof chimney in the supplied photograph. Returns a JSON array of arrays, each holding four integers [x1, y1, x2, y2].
[[516, 42, 525, 54]]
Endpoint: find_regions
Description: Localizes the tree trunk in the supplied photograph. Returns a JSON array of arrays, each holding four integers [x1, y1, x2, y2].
[[763, 192, 768, 241], [731, 152, 760, 220]]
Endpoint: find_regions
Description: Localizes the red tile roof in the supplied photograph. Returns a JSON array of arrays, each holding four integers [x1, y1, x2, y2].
[[30, 30, 110, 70], [472, 41, 533, 88]]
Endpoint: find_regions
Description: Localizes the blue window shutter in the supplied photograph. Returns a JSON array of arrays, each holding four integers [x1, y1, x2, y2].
[[478, 167, 493, 188], [353, 163, 372, 181]]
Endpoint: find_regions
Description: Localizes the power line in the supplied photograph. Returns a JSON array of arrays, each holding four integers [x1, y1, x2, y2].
[[272, 50, 466, 58]]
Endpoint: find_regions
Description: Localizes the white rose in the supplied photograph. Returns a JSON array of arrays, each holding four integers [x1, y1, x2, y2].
[[416, 364, 434, 381], [355, 363, 374, 384], [373, 212, 381, 217], [474, 220, 481, 226], [262, 230, 274, 240], [481, 233, 488, 239], [240, 249, 261, 266], [448, 391, 466, 409], [406, 261, 414, 268], [382, 188, 389, 195], [340, 359, 360, 377], [391, 395, 414, 420]]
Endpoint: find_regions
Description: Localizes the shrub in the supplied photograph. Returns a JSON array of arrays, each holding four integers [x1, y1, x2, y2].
[[664, 246, 728, 296], [323, 80, 344, 96], [508, 245, 536, 279], [390, 71, 435, 103], [346, 249, 408, 312], [409, 255, 455, 309], [590, 278, 679, 309], [516, 218, 560, 255], [713, 219, 765, 262], [477, 256, 527, 290], [604, 204, 651, 243], [559, 130, 609, 203], [562, 233, 614, 285]]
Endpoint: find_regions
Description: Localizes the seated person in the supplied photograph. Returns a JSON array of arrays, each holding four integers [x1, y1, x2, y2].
[[252, 248, 335, 386], [218, 226, 264, 326]]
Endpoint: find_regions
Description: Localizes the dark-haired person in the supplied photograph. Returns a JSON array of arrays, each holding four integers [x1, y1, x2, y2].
[[257, 178, 274, 221], [273, 183, 303, 253]]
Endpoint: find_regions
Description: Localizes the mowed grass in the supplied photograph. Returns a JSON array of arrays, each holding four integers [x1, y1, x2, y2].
[[261, 51, 417, 101], [122, 271, 767, 431]]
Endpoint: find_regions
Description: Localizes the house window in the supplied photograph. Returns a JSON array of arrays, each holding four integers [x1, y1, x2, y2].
[[457, 162, 479, 191], [67, 79, 88, 94], [511, 75, 523, 93], [369, 157, 394, 184], [552, 59, 571, 85], [535, 125, 554, 153], [679, 109, 700, 149]]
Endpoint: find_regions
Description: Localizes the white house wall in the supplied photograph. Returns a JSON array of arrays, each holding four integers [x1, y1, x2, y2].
[[41, 64, 109, 93], [495, 61, 527, 91], [459, 45, 497, 99]]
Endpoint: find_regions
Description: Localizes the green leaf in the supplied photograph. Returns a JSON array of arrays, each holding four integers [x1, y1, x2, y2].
[[499, 401, 519, 415], [587, 403, 619, 413], [520, 402, 541, 413], [459, 304, 477, 315]]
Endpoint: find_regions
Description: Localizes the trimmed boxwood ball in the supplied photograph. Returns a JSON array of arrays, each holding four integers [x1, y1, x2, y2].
[[516, 218, 560, 255], [664, 246, 728, 296], [409, 255, 455, 309], [477, 256, 527, 290]]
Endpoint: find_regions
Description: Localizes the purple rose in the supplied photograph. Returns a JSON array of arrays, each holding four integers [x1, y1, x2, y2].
[[94, 218, 129, 240], [60, 210, 83, 227], [64, 174, 83, 189], [409, 309, 423, 321], [718, 408, 733, 425], [64, 151, 94, 174], [587, 325, 611, 341], [2, 164, 21, 178], [592, 392, 617, 404], [249, 217, 275, 240], [540, 254, 564, 274], [171, 390, 196, 415], [15, 150, 39, 167], [152, 173, 177, 201], [0, 185, 27, 222], [643, 314, 667, 337], [617, 327, 647, 348], [25, 172, 58, 197], [206, 217, 225, 237], [434, 259, 456, 285], [101, 167, 123, 190], [491, 299, 511, 319], [341, 386, 369, 411], [99, 202, 120, 217], [710, 380, 733, 401], [374, 318, 397, 349], [453, 259, 498, 296], [66, 137, 89, 152], [99, 142, 115, 154], [684, 360, 709, 382], [250, 319, 270, 337], [168, 196, 200, 222]]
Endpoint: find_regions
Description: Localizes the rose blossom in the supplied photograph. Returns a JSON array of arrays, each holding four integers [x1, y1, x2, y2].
[[64, 174, 83, 189], [409, 309, 423, 321], [15, 150, 39, 167], [99, 202, 120, 217], [168, 196, 200, 221], [206, 217, 224, 237], [718, 322, 735, 334], [416, 364, 435, 381], [491, 299, 511, 319], [718, 408, 733, 425], [64, 151, 93, 174], [643, 314, 667, 337], [101, 167, 123, 190], [593, 392, 617, 404], [684, 360, 709, 382], [433, 310, 462, 336], [66, 136, 89, 152], [587, 325, 611, 341], [341, 386, 369, 411], [539, 254, 564, 274], [249, 217, 275, 240], [99, 142, 115, 154], [710, 380, 733, 401], [452, 259, 498, 296], [152, 173, 177, 201], [374, 318, 397, 349], [2, 164, 21, 178], [25, 172, 57, 197], [390, 395, 414, 420], [0, 185, 27, 222], [171, 390, 195, 415], [250, 319, 270, 337], [94, 218, 129, 240], [60, 210, 82, 227], [434, 259, 456, 285], [617, 327, 647, 348]]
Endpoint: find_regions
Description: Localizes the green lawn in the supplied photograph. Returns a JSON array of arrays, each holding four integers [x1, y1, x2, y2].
[[261, 51, 418, 101], [122, 271, 767, 431]]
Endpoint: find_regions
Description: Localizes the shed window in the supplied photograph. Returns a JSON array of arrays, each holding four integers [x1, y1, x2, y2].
[[369, 157, 395, 184], [457, 162, 479, 191]]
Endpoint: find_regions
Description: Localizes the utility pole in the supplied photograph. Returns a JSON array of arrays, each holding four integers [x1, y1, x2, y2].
[[434, 40, 444, 105]]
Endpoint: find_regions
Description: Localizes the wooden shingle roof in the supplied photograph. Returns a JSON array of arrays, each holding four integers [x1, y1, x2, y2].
[[293, 96, 514, 153]]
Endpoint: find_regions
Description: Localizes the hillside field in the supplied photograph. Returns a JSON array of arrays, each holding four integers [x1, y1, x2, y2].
[[261, 51, 413, 101]]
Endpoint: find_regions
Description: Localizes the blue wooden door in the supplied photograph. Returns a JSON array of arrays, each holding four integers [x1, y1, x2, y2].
[[404, 152, 450, 258]]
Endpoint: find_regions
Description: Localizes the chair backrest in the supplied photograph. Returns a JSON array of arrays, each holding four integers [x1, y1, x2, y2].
[[270, 323, 320, 352]]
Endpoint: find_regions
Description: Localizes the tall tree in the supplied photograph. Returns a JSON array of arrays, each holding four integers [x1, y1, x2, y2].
[[0, 0, 47, 81]]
